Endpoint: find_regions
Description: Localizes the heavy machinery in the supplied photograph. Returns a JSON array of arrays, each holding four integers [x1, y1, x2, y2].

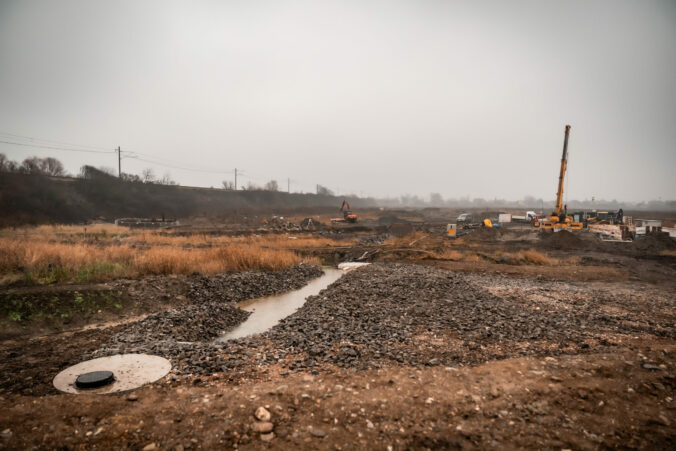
[[340, 200, 358, 223], [534, 125, 583, 230], [586, 209, 624, 225]]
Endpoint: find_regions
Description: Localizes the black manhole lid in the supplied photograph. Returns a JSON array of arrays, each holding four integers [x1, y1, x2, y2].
[[75, 371, 115, 389]]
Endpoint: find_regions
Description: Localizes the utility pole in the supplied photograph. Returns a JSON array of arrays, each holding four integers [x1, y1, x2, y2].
[[287, 178, 290, 194], [117, 146, 121, 178], [234, 168, 237, 190]]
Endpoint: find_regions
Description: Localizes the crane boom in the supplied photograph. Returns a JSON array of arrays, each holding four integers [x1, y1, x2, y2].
[[554, 125, 571, 217]]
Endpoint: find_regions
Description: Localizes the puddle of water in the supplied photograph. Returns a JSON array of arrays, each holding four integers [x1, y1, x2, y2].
[[217, 268, 343, 341]]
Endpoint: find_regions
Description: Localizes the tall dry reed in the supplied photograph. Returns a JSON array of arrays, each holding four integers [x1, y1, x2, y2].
[[0, 230, 319, 284]]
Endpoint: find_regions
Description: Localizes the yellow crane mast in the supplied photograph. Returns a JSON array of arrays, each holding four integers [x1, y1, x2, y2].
[[536, 125, 583, 230]]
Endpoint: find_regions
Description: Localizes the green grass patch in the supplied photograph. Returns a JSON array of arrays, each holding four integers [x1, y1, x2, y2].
[[76, 262, 125, 282], [0, 289, 126, 325]]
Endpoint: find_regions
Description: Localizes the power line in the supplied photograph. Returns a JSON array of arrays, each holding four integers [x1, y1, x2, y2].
[[127, 155, 235, 175], [0, 132, 317, 194], [0, 139, 114, 154], [0, 132, 113, 152], [122, 149, 238, 175]]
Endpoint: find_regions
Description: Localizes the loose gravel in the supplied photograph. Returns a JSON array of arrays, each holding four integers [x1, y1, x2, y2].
[[93, 264, 322, 359], [92, 263, 675, 377]]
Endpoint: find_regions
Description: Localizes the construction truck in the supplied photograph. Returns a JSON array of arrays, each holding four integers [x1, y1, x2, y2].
[[534, 125, 583, 231], [340, 200, 358, 223]]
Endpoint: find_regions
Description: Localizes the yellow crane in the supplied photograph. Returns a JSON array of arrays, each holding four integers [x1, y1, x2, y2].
[[535, 125, 583, 230]]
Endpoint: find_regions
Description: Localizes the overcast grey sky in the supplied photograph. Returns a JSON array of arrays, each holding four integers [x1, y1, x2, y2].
[[0, 0, 674, 202]]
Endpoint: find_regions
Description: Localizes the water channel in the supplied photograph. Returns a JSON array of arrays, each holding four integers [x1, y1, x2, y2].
[[217, 268, 344, 341]]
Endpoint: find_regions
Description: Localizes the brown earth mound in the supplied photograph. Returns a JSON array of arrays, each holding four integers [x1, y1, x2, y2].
[[538, 230, 586, 250], [632, 233, 676, 253], [465, 227, 503, 241]]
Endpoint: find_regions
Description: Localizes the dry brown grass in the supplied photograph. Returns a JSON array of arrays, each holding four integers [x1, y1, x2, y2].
[[384, 232, 429, 247], [0, 225, 350, 249], [0, 225, 322, 285], [481, 248, 580, 266], [515, 249, 552, 265], [660, 249, 676, 257], [434, 249, 463, 261]]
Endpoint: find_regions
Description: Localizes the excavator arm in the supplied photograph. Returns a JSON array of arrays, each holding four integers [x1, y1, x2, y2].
[[340, 200, 351, 212]]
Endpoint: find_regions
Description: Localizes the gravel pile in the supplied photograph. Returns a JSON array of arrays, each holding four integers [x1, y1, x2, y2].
[[93, 264, 323, 360], [238, 264, 675, 372], [92, 263, 675, 377], [187, 263, 324, 303]]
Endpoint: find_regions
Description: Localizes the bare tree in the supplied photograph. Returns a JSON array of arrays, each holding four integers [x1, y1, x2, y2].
[[17, 156, 67, 176], [264, 179, 279, 191], [20, 157, 43, 174], [316, 184, 334, 196], [158, 172, 177, 185], [243, 181, 260, 191], [0, 153, 18, 172], [142, 168, 155, 183], [43, 157, 66, 176], [121, 172, 142, 182], [222, 180, 235, 190]]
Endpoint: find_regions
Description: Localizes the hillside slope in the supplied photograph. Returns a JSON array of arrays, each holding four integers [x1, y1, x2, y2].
[[0, 170, 368, 226]]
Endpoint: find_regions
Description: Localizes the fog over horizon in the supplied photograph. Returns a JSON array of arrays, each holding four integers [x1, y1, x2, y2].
[[1, 0, 674, 203]]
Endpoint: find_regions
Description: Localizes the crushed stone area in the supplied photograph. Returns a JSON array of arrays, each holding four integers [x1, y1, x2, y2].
[[234, 264, 675, 372], [84, 263, 675, 378], [93, 264, 323, 357]]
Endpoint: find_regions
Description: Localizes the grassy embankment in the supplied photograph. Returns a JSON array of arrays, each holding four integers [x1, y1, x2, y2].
[[0, 224, 341, 286]]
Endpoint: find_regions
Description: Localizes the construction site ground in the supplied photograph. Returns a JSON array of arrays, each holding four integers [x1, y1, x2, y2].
[[0, 211, 674, 450]]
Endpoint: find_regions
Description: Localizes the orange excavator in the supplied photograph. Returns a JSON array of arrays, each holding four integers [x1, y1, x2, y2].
[[340, 200, 358, 223], [535, 125, 583, 230]]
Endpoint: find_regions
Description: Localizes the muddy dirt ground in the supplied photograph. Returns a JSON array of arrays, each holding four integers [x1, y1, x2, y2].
[[0, 223, 675, 449]]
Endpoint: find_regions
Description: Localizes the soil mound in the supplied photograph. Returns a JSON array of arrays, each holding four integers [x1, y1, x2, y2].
[[538, 230, 586, 249], [465, 227, 503, 241], [632, 233, 676, 253]]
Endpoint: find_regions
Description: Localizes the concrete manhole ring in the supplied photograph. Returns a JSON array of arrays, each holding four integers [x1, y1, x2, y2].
[[53, 354, 171, 394]]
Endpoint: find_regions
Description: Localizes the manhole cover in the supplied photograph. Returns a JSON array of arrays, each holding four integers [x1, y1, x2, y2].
[[53, 354, 171, 394], [75, 370, 115, 389]]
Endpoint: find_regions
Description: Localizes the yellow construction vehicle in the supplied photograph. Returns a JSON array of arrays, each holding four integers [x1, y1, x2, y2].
[[534, 125, 583, 231]]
